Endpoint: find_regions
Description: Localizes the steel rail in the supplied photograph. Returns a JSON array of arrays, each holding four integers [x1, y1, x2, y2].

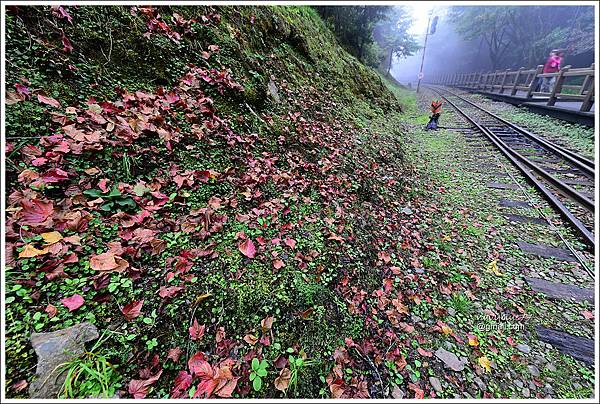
[[429, 88, 595, 249], [435, 85, 595, 175], [429, 87, 595, 211]]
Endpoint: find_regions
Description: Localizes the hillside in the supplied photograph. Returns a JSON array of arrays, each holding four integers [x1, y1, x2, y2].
[[5, 5, 411, 398]]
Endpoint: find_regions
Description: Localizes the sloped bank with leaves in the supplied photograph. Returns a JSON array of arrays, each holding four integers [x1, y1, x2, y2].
[[5, 5, 414, 399]]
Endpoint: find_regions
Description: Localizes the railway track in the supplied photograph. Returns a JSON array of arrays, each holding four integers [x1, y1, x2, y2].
[[427, 85, 596, 250]]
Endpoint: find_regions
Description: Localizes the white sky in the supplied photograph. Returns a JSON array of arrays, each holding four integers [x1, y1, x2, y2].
[[407, 3, 435, 37]]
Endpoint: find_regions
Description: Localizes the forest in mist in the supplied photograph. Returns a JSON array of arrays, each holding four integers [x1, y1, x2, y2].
[[318, 5, 594, 84]]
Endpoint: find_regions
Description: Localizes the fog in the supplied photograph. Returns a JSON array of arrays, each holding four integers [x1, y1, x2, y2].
[[391, 7, 488, 85], [390, 5, 595, 86]]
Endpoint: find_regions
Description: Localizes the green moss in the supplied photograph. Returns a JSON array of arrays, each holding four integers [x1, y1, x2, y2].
[[4, 4, 417, 398]]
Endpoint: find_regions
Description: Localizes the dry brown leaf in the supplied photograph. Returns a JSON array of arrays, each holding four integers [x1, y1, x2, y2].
[[243, 334, 258, 345], [274, 368, 291, 392]]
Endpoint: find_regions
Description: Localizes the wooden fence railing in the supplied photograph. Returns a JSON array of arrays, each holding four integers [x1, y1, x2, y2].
[[430, 63, 595, 112]]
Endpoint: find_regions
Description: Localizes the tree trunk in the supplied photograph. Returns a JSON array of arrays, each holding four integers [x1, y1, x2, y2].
[[387, 48, 394, 75]]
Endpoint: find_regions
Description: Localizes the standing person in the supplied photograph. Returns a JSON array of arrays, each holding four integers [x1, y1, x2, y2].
[[540, 50, 562, 92]]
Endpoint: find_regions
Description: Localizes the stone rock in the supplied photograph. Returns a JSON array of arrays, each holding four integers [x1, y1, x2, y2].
[[545, 363, 557, 373], [390, 385, 405, 399], [527, 365, 540, 378], [522, 387, 530, 398], [447, 307, 456, 316], [474, 376, 486, 391], [516, 343, 531, 354], [533, 355, 546, 366], [435, 348, 466, 371], [401, 207, 413, 215], [429, 377, 443, 393], [29, 323, 99, 398], [267, 78, 280, 103], [411, 315, 423, 323], [514, 379, 524, 388]]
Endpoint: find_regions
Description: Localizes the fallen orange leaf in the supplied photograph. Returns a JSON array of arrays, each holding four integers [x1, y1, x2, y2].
[[19, 244, 49, 258], [41, 231, 63, 245]]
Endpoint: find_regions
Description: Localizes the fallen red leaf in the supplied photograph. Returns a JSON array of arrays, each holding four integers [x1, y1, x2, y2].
[[167, 347, 182, 363], [20, 199, 54, 225], [37, 94, 61, 108], [170, 370, 192, 398], [188, 352, 213, 378], [238, 238, 256, 258], [121, 300, 144, 321], [61, 294, 84, 311], [159, 285, 184, 298], [189, 319, 205, 341], [40, 168, 70, 183], [128, 370, 163, 399], [284, 238, 296, 249], [61, 31, 74, 53], [11, 380, 28, 393]]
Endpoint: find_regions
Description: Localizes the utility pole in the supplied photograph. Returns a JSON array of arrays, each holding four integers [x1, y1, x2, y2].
[[416, 12, 435, 93]]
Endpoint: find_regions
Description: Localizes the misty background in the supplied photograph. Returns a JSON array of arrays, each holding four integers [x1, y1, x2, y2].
[[389, 5, 595, 86]]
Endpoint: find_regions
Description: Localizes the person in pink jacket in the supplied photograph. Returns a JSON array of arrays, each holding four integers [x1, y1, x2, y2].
[[540, 49, 564, 92]]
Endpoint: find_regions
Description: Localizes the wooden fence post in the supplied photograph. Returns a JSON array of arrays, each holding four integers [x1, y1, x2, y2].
[[511, 67, 524, 96], [499, 69, 510, 94], [547, 65, 570, 106], [526, 65, 544, 99], [579, 63, 594, 95], [580, 79, 594, 112]]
